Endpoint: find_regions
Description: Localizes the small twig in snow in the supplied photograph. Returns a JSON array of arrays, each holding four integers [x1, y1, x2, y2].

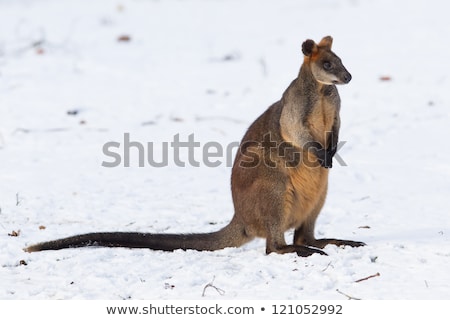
[[336, 289, 361, 300], [355, 272, 380, 283], [202, 276, 225, 297], [259, 57, 268, 77], [0, 132, 5, 148], [322, 261, 333, 272], [8, 230, 20, 237]]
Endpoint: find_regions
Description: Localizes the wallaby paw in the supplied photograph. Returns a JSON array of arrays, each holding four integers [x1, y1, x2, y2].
[[296, 246, 327, 257]]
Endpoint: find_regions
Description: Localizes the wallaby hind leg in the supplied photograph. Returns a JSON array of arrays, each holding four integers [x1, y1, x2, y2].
[[265, 224, 327, 257], [234, 167, 323, 257], [266, 237, 327, 257], [293, 193, 366, 249], [294, 222, 366, 249]]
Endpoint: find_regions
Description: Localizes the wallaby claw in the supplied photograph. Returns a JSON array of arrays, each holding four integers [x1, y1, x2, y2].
[[337, 240, 366, 248]]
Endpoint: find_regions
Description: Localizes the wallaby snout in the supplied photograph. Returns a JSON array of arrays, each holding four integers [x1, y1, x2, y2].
[[335, 69, 352, 85], [343, 72, 352, 84]]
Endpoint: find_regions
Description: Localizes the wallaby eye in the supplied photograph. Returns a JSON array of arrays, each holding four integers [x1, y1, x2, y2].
[[323, 61, 332, 71]]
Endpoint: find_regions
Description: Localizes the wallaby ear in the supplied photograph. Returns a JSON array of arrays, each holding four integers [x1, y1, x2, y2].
[[318, 36, 333, 49], [302, 39, 318, 56]]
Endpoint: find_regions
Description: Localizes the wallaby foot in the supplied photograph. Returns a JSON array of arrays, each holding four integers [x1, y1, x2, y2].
[[294, 245, 327, 257], [307, 238, 366, 249], [266, 244, 327, 257]]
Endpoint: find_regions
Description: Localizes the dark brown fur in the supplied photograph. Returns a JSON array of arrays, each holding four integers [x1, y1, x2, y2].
[[25, 36, 365, 256]]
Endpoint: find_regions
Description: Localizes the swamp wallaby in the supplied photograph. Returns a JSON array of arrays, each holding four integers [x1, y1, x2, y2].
[[25, 36, 365, 256]]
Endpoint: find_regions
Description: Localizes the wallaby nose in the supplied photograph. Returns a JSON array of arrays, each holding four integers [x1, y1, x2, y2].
[[343, 73, 352, 83]]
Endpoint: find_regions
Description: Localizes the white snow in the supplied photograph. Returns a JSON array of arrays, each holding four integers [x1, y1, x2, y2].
[[1, 0, 449, 300]]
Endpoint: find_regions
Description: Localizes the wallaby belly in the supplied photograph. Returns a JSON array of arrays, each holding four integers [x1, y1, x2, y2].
[[283, 164, 328, 230]]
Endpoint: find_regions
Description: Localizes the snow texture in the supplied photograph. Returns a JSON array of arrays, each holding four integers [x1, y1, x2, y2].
[[1, 0, 449, 299]]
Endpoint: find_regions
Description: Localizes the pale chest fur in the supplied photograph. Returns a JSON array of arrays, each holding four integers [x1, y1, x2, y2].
[[306, 97, 336, 147]]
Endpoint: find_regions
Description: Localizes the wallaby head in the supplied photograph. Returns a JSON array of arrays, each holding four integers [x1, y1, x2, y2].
[[301, 36, 351, 85]]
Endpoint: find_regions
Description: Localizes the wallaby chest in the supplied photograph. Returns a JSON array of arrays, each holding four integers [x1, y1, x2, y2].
[[305, 88, 338, 147]]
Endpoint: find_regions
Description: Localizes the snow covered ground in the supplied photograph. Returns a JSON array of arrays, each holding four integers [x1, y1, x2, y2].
[[1, 0, 449, 300]]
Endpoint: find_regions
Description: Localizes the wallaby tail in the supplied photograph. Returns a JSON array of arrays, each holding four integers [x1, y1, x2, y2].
[[24, 220, 250, 253]]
